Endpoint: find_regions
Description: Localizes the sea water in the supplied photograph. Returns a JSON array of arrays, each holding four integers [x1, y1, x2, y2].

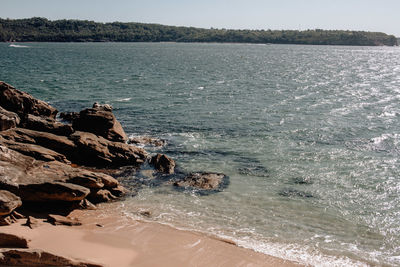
[[1, 42, 400, 266]]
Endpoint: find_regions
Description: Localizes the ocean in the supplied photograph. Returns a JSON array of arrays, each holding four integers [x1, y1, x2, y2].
[[1, 42, 400, 266]]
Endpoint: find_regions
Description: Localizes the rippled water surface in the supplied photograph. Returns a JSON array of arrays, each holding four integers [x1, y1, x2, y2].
[[1, 43, 400, 266]]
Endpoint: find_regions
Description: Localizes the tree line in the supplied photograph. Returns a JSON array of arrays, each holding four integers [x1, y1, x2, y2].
[[0, 17, 398, 46]]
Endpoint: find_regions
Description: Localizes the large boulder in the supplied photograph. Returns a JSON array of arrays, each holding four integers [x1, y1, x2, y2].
[[69, 131, 147, 167], [0, 81, 57, 118], [149, 153, 175, 174], [21, 114, 73, 136], [72, 106, 127, 142], [0, 190, 22, 216], [0, 106, 20, 131]]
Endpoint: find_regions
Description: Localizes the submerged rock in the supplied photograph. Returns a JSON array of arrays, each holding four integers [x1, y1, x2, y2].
[[173, 172, 229, 193], [0, 81, 58, 118], [72, 106, 127, 142], [278, 188, 314, 198]]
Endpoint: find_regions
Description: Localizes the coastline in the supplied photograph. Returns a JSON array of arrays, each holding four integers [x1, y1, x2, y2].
[[1, 202, 302, 267]]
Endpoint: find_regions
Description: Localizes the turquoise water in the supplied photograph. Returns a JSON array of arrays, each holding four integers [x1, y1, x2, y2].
[[2, 42, 400, 266]]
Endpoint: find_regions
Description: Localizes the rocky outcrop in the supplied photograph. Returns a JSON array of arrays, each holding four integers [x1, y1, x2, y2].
[[0, 81, 57, 118], [0, 190, 22, 216], [0, 136, 70, 163], [0, 106, 20, 131], [69, 131, 147, 167], [72, 106, 127, 142], [0, 128, 77, 160], [0, 145, 122, 203], [0, 248, 103, 267], [173, 172, 228, 191], [21, 114, 73, 136], [150, 153, 175, 174], [0, 233, 29, 248], [0, 128, 147, 168]]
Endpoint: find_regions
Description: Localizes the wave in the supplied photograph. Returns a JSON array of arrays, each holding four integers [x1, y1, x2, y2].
[[9, 44, 29, 48]]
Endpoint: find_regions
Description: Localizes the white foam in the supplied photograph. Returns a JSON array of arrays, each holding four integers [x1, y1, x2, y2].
[[9, 44, 29, 48], [116, 97, 132, 102]]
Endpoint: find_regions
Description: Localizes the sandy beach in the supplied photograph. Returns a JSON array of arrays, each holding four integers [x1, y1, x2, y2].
[[1, 202, 302, 267]]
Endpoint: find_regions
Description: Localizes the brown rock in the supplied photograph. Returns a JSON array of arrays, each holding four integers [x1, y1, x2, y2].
[[0, 233, 29, 248], [72, 106, 127, 142], [109, 185, 128, 197], [150, 153, 175, 174], [0, 146, 122, 202], [0, 216, 13, 226], [0, 127, 77, 159], [0, 106, 20, 131], [174, 172, 228, 190], [0, 248, 104, 267], [0, 136, 70, 163], [0, 81, 58, 118], [0, 190, 22, 216], [26, 216, 42, 229], [70, 131, 147, 167], [21, 114, 73, 136], [88, 189, 117, 204], [74, 199, 97, 210], [47, 214, 82, 226], [59, 111, 80, 122], [18, 182, 90, 202]]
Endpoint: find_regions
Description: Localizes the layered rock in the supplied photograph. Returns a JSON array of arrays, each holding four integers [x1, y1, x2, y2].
[[0, 81, 57, 118], [0, 128, 147, 168], [0, 106, 20, 131], [0, 190, 22, 216], [20, 114, 73, 136], [0, 145, 122, 203], [0, 128, 77, 160], [72, 106, 127, 142], [69, 131, 147, 167]]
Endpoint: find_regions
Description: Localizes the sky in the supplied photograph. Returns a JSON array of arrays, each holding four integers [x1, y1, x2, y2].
[[1, 0, 399, 36]]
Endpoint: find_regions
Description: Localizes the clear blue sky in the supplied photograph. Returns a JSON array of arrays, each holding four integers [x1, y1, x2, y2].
[[1, 0, 399, 36]]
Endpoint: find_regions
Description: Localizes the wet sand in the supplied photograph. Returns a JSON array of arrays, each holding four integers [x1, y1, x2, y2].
[[0, 204, 302, 267]]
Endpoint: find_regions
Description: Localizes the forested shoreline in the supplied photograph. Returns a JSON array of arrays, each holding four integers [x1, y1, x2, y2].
[[0, 17, 398, 46]]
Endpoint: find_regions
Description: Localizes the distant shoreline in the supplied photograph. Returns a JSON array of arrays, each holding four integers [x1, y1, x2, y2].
[[4, 41, 399, 48], [1, 17, 398, 46]]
